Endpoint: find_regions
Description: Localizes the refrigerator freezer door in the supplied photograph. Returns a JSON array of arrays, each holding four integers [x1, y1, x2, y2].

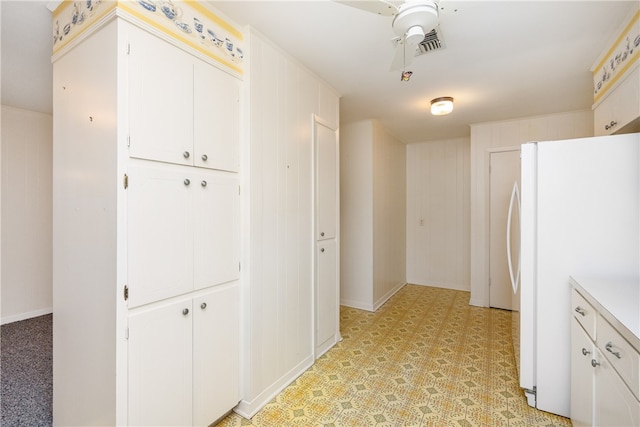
[[519, 142, 537, 396]]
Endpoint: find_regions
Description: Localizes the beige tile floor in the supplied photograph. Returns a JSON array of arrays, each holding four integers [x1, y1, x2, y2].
[[218, 284, 572, 426]]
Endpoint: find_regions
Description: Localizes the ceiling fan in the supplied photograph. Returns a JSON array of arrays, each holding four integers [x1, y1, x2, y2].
[[337, 0, 441, 73]]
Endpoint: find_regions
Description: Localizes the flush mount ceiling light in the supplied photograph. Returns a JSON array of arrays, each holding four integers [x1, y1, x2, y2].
[[431, 96, 454, 115]]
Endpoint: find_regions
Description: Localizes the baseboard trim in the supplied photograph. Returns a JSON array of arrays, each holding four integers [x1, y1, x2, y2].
[[373, 282, 406, 311], [234, 353, 315, 419], [339, 298, 374, 312], [1, 307, 53, 325]]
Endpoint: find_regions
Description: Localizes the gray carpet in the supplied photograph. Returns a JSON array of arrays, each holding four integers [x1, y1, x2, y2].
[[1, 314, 53, 427]]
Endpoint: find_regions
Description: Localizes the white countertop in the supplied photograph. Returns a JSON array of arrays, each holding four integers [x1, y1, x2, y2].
[[570, 276, 640, 351]]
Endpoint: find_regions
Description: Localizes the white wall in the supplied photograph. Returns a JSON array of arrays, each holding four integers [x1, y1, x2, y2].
[[406, 137, 470, 291], [239, 29, 340, 418], [372, 121, 406, 307], [469, 109, 593, 306], [340, 120, 406, 311], [339, 121, 373, 309], [1, 105, 53, 324]]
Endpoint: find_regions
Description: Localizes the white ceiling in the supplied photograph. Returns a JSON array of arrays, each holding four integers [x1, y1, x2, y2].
[[1, 1, 636, 143]]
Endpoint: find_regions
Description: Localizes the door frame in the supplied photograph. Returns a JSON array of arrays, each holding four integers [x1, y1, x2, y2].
[[311, 114, 341, 360]]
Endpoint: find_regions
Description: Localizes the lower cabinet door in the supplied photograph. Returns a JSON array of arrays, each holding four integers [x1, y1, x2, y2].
[[128, 298, 193, 426], [594, 347, 640, 426], [571, 319, 594, 426], [316, 239, 337, 353], [192, 284, 240, 426]]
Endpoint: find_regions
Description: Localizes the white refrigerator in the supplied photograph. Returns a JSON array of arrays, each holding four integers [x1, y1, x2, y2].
[[515, 132, 639, 417]]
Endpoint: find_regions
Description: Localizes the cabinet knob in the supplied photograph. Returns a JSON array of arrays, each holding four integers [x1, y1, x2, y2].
[[201, 154, 208, 161], [574, 306, 586, 316], [182, 308, 189, 316], [201, 180, 207, 187], [581, 348, 591, 356], [320, 248, 325, 253], [200, 302, 207, 310], [591, 359, 600, 368], [320, 232, 325, 237], [605, 342, 622, 359], [184, 179, 191, 186], [183, 151, 190, 159]]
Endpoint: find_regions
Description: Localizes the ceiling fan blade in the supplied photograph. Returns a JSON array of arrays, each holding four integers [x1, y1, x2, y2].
[[334, 0, 399, 16], [389, 37, 418, 71]]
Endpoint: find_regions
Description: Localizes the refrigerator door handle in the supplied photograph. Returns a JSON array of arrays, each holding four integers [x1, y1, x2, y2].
[[507, 181, 521, 294]]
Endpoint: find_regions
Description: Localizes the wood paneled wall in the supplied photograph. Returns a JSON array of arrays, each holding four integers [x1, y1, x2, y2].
[[406, 137, 471, 291], [1, 105, 53, 324], [239, 29, 339, 418], [469, 110, 593, 306], [340, 120, 406, 311]]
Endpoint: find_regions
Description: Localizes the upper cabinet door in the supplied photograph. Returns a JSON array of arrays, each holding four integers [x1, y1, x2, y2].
[[315, 122, 338, 240], [193, 60, 240, 172], [128, 164, 195, 307], [128, 26, 194, 166], [193, 171, 240, 290]]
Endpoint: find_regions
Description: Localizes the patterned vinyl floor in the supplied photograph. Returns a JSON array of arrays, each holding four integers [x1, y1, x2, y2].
[[218, 285, 571, 426]]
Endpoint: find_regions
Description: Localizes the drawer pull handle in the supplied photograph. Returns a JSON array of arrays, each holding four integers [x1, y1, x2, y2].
[[581, 348, 591, 356], [605, 342, 622, 359], [574, 306, 586, 316], [605, 120, 618, 131], [591, 359, 600, 368]]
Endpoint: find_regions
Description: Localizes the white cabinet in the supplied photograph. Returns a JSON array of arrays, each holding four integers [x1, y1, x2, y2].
[[316, 239, 337, 349], [127, 162, 240, 308], [129, 26, 240, 172], [571, 316, 595, 426], [314, 117, 340, 358], [128, 296, 193, 426], [593, 346, 640, 426], [593, 66, 640, 136], [193, 60, 240, 172], [53, 14, 242, 426], [570, 281, 640, 427], [128, 284, 239, 427], [315, 121, 338, 241]]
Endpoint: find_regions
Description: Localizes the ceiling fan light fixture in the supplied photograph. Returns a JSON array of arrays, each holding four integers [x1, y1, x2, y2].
[[431, 96, 454, 115], [405, 25, 426, 45]]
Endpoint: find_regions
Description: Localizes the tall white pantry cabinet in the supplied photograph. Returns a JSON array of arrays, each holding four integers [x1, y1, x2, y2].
[[52, 11, 241, 427]]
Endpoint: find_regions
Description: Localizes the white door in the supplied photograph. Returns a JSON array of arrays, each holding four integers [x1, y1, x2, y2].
[[128, 298, 193, 426], [489, 149, 520, 310], [193, 60, 240, 172], [571, 319, 594, 426], [192, 284, 240, 426], [128, 164, 194, 307], [316, 239, 337, 349], [314, 118, 339, 357], [128, 25, 194, 166], [594, 348, 640, 426], [193, 171, 240, 290], [315, 122, 337, 240]]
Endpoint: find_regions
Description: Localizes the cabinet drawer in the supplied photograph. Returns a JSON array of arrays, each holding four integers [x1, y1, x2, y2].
[[572, 289, 596, 340], [597, 314, 640, 400]]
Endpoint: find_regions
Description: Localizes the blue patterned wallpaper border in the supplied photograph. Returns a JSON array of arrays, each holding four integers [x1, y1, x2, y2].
[[593, 9, 639, 103], [53, 1, 244, 75]]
